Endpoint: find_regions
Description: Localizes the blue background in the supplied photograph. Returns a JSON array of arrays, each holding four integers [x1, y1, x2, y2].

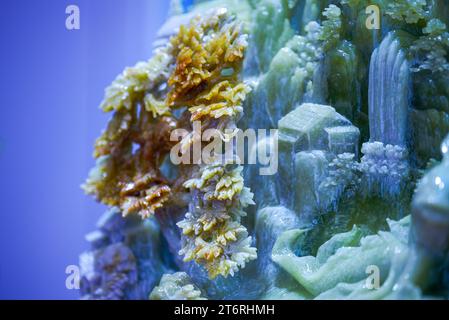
[[0, 0, 176, 299]]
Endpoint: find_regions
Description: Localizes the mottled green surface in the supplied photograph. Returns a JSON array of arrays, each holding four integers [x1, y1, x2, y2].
[[81, 0, 449, 300]]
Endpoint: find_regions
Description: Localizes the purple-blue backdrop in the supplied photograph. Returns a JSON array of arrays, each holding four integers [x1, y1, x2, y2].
[[0, 0, 173, 299]]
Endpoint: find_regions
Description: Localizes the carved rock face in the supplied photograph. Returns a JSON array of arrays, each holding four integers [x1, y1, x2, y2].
[[412, 134, 449, 254]]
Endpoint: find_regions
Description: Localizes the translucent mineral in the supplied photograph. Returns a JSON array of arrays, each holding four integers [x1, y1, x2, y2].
[[80, 0, 449, 300]]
